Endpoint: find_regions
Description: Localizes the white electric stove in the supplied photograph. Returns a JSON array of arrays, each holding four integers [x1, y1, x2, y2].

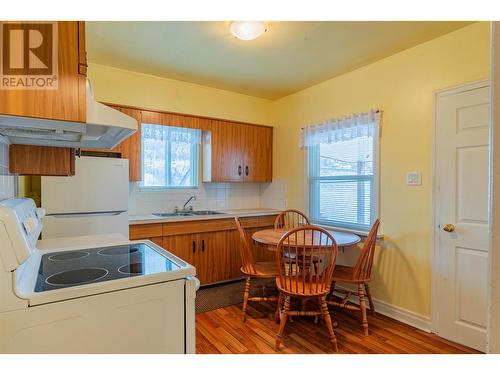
[[0, 198, 199, 354]]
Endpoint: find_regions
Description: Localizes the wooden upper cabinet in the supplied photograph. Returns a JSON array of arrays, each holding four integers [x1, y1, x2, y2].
[[77, 21, 87, 76], [243, 124, 273, 182], [0, 21, 87, 123], [209, 120, 273, 183], [210, 120, 246, 182], [9, 145, 75, 176], [112, 106, 142, 181]]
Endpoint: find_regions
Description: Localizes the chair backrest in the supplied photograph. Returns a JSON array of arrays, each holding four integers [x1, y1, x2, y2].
[[234, 217, 257, 274], [353, 219, 381, 281], [276, 226, 338, 296], [274, 209, 310, 230]]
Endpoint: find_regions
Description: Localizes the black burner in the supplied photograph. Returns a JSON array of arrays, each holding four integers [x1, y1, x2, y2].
[[46, 268, 108, 286], [48, 251, 89, 261], [98, 246, 139, 256], [118, 263, 144, 275]]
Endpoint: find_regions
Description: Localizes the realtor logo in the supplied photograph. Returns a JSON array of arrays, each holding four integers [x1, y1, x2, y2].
[[0, 22, 58, 89]]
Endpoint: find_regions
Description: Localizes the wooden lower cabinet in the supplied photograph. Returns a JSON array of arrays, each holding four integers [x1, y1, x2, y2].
[[130, 214, 277, 285]]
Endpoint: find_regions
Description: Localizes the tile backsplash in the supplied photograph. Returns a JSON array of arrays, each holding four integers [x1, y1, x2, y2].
[[128, 178, 287, 215], [0, 137, 15, 200]]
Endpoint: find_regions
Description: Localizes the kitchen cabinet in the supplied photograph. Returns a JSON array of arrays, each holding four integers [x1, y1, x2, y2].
[[207, 120, 273, 183], [129, 214, 277, 285], [90, 105, 272, 183], [0, 21, 87, 123], [243, 124, 273, 182], [9, 145, 75, 176]]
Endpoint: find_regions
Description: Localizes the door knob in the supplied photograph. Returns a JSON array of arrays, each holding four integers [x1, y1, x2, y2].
[[442, 224, 455, 232]]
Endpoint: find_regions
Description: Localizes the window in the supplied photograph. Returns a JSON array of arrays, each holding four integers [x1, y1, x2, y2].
[[304, 111, 380, 232], [141, 124, 201, 188]]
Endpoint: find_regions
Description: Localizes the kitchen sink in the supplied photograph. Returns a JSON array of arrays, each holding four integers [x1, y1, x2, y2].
[[153, 210, 223, 218], [153, 212, 194, 217], [191, 210, 223, 215]]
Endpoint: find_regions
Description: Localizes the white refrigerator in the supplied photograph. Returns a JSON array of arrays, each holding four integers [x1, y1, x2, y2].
[[41, 156, 129, 239]]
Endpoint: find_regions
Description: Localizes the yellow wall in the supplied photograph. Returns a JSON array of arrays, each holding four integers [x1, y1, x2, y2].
[[88, 63, 273, 125], [271, 22, 490, 316]]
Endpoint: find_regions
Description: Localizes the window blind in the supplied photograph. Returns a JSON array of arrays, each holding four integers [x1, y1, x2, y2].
[[305, 110, 379, 232]]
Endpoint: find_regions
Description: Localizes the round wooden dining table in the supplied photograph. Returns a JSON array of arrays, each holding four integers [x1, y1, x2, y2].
[[252, 228, 361, 250]]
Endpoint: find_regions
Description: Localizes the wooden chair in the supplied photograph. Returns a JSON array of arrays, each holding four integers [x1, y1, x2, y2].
[[327, 219, 380, 336], [234, 217, 278, 322], [275, 226, 339, 352], [274, 209, 310, 229]]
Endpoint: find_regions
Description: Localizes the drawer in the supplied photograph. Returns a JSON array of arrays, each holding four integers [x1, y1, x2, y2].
[[129, 223, 163, 240]]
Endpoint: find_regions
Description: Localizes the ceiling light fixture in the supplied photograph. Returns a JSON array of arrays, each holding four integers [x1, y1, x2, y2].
[[229, 21, 267, 41]]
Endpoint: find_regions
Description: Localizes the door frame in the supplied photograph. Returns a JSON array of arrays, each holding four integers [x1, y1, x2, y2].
[[430, 78, 491, 335]]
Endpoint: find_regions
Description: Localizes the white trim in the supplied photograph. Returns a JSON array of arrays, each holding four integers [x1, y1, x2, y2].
[[372, 297, 431, 332], [430, 79, 490, 334], [314, 223, 385, 239], [334, 289, 431, 332]]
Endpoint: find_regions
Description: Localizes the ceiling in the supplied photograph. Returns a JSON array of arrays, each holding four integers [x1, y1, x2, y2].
[[86, 21, 472, 99]]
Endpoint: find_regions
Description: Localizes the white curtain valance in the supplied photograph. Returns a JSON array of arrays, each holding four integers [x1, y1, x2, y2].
[[142, 123, 201, 145], [299, 109, 380, 148]]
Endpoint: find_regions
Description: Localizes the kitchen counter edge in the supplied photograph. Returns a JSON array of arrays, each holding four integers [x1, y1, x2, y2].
[[129, 209, 282, 225]]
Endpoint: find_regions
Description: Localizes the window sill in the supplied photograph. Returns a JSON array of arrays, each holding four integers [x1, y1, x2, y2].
[[312, 223, 384, 240], [138, 186, 199, 192]]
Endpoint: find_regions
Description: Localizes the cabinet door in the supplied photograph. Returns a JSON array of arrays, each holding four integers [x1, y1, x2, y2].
[[112, 106, 142, 181], [0, 21, 86, 122], [195, 231, 232, 284], [162, 234, 196, 266], [210, 120, 244, 182], [243, 125, 273, 182], [9, 145, 75, 176]]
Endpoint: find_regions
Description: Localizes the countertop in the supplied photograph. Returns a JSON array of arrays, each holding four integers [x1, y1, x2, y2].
[[129, 208, 281, 225]]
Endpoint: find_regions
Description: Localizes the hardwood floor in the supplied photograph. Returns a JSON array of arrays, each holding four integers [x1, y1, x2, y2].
[[196, 301, 481, 354]]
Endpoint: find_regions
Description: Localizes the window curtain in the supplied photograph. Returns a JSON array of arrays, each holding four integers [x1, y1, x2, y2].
[[142, 124, 201, 145], [299, 109, 380, 148]]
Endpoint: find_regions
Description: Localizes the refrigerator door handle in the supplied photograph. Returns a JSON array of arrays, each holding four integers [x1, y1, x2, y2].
[[47, 211, 127, 218]]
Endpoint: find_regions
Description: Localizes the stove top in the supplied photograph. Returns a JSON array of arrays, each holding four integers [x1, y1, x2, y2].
[[35, 243, 181, 292]]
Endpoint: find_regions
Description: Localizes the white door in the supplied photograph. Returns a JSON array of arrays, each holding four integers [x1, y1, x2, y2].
[[434, 82, 490, 352]]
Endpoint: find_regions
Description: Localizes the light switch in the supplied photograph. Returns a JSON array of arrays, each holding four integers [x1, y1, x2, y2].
[[406, 171, 422, 186]]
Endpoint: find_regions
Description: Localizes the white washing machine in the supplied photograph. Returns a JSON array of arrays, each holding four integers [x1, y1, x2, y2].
[[0, 198, 199, 353]]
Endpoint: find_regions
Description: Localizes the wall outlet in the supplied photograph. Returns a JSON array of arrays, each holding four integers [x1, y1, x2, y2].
[[406, 171, 422, 186]]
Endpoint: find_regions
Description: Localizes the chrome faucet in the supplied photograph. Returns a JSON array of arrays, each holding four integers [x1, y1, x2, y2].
[[179, 195, 196, 212]]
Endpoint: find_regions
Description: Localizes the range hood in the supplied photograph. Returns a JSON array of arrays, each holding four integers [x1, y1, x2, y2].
[[0, 80, 137, 149]]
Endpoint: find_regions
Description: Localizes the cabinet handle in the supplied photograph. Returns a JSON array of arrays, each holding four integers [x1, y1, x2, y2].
[[238, 165, 242, 176], [192, 241, 196, 254], [201, 239, 205, 252], [245, 165, 249, 176]]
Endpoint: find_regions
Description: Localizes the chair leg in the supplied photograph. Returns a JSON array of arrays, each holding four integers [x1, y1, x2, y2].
[[320, 296, 338, 352], [275, 296, 290, 350], [364, 283, 376, 316], [275, 293, 283, 323], [242, 277, 251, 322], [314, 297, 322, 324], [328, 281, 336, 300], [358, 284, 369, 336]]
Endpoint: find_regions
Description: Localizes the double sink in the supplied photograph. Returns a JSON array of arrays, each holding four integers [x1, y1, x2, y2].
[[153, 210, 223, 218]]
